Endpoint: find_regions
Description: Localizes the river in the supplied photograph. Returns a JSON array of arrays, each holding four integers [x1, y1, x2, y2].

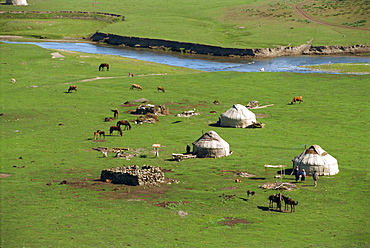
[[2, 41, 369, 74]]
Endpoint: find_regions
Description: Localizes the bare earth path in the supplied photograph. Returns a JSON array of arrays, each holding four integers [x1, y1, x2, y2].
[[293, 0, 369, 31]]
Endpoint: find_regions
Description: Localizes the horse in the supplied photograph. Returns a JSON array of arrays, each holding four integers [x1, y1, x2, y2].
[[99, 63, 109, 71], [128, 72, 134, 77], [94, 130, 105, 140], [247, 190, 255, 198], [116, 120, 132, 130], [268, 193, 283, 210], [282, 195, 299, 212], [291, 96, 303, 104], [109, 126, 123, 136], [67, 85, 78, 93], [157, 87, 165, 93], [130, 84, 143, 90], [111, 109, 119, 118]]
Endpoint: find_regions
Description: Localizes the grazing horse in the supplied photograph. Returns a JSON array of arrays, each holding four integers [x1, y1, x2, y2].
[[116, 120, 132, 130], [291, 96, 303, 104], [157, 87, 165, 93], [99, 63, 109, 71], [268, 193, 283, 210], [67, 85, 78, 93], [282, 195, 299, 212], [111, 109, 119, 118], [130, 84, 143, 90], [247, 190, 255, 198], [94, 130, 105, 140], [128, 72, 134, 77], [109, 126, 123, 136]]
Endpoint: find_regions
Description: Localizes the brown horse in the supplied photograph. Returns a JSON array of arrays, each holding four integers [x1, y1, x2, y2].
[[291, 96, 303, 104], [67, 85, 78, 93], [111, 109, 119, 118], [99, 63, 109, 71], [130, 84, 143, 90], [268, 194, 283, 210], [157, 87, 165, 93], [282, 195, 299, 212], [247, 190, 256, 198], [109, 126, 123, 136], [94, 130, 105, 140], [116, 120, 132, 130]]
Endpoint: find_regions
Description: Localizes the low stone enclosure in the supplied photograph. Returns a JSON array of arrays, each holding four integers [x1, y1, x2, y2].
[[101, 165, 165, 186]]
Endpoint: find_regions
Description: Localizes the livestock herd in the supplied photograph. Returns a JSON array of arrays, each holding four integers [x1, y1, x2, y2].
[[69, 63, 304, 212]]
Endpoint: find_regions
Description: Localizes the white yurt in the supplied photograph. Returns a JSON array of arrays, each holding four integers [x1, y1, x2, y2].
[[192, 131, 231, 158], [6, 0, 28, 5], [219, 104, 256, 128], [292, 145, 339, 176]]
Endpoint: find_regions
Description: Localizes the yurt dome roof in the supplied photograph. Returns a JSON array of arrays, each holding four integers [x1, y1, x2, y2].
[[219, 104, 256, 128]]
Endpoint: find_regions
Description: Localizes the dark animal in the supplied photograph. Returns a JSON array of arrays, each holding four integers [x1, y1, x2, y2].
[[247, 190, 256, 198], [291, 96, 303, 104], [109, 126, 123, 136], [213, 100, 220, 105], [130, 84, 143, 90], [157, 87, 165, 93], [128, 72, 134, 77], [67, 85, 78, 93], [111, 109, 119, 118], [116, 120, 132, 130], [94, 130, 105, 140], [268, 194, 282, 210], [282, 195, 299, 212], [99, 63, 109, 71]]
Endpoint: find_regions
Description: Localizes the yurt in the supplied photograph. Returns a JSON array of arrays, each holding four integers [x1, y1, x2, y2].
[[192, 131, 231, 158], [292, 145, 339, 175], [219, 104, 256, 128], [6, 0, 28, 5]]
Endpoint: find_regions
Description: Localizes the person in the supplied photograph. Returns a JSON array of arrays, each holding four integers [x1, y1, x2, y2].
[[186, 144, 191, 154], [301, 169, 306, 182], [290, 167, 300, 182], [312, 170, 319, 187]]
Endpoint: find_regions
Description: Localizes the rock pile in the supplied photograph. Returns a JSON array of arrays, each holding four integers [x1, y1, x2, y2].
[[100, 165, 165, 186]]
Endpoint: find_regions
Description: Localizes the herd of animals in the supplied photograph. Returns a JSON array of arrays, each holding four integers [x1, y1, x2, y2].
[[68, 63, 303, 212]]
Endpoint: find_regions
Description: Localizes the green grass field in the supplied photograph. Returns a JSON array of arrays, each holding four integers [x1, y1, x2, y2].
[[1, 42, 369, 247], [0, 0, 369, 48]]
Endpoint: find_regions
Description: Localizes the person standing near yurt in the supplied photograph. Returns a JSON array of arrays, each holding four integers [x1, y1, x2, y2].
[[312, 171, 319, 187], [301, 169, 306, 182], [290, 167, 300, 182]]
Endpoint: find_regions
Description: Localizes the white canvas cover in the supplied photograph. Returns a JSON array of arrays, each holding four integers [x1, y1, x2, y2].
[[219, 104, 256, 128], [6, 0, 28, 5], [292, 145, 339, 175], [192, 131, 230, 158]]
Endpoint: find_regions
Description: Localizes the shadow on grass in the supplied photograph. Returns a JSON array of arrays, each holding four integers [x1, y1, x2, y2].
[[257, 206, 288, 213]]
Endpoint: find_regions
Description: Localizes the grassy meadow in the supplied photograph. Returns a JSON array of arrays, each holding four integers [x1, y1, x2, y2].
[[0, 0, 369, 48], [1, 42, 370, 247]]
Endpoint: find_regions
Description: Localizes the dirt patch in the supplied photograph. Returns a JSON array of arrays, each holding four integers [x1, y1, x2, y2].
[[220, 187, 239, 190], [0, 173, 12, 178], [218, 217, 250, 226], [152, 200, 190, 208]]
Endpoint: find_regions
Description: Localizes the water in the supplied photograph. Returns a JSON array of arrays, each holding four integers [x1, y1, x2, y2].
[[3, 41, 369, 74]]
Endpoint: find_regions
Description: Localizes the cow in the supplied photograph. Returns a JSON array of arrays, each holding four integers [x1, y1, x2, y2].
[[99, 63, 109, 71], [128, 72, 134, 77], [157, 87, 165, 93], [67, 85, 78, 93], [130, 84, 143, 90], [291, 96, 303, 104]]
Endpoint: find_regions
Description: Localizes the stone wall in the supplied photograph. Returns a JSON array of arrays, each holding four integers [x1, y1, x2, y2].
[[90, 32, 370, 58], [100, 165, 165, 186]]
